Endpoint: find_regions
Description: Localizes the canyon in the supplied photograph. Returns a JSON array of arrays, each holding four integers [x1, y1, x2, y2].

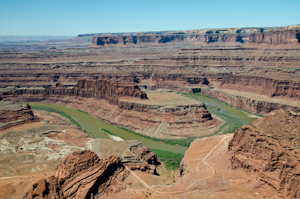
[[0, 100, 161, 199], [1, 80, 220, 139], [0, 98, 37, 130], [1, 27, 300, 119], [19, 109, 300, 198], [0, 24, 300, 198]]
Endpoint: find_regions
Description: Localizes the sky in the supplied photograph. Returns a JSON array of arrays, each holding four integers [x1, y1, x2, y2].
[[0, 0, 299, 36]]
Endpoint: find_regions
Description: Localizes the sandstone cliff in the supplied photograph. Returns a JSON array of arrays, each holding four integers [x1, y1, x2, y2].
[[89, 27, 283, 47], [249, 29, 300, 44], [201, 88, 300, 115], [91, 33, 244, 47], [228, 110, 300, 198], [0, 98, 36, 130], [1, 79, 218, 138], [3, 79, 148, 105], [74, 79, 148, 99], [220, 75, 300, 99], [5, 93, 216, 138], [88, 139, 160, 175], [24, 150, 128, 199]]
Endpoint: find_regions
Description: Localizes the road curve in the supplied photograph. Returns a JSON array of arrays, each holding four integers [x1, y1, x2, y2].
[[125, 134, 233, 194]]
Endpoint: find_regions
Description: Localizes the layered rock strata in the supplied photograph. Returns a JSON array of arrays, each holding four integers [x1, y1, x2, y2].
[[24, 150, 128, 199], [249, 29, 300, 44], [88, 139, 160, 174], [2, 79, 148, 105], [1, 80, 216, 138], [0, 98, 36, 130], [220, 75, 300, 99], [91, 33, 244, 47], [228, 110, 300, 198], [135, 47, 300, 68], [90, 27, 283, 47], [201, 88, 300, 115]]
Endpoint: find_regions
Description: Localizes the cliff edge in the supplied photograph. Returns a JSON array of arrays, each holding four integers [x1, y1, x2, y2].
[[228, 110, 300, 198]]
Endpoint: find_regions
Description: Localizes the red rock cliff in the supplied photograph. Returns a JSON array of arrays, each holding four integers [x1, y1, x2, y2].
[[3, 79, 148, 105], [0, 98, 36, 130], [91, 33, 245, 47], [249, 29, 300, 44], [24, 150, 128, 199], [220, 75, 300, 99], [228, 110, 300, 198], [74, 79, 147, 99]]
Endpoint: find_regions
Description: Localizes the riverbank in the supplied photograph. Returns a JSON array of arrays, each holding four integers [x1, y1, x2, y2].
[[200, 88, 300, 115], [181, 92, 259, 126], [28, 103, 188, 154]]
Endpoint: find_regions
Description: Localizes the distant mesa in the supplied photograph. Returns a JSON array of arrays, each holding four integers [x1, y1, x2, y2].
[[88, 27, 280, 47], [249, 29, 300, 44]]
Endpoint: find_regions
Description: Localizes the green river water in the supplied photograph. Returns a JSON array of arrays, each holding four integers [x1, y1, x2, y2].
[[29, 97, 258, 154], [188, 94, 258, 126]]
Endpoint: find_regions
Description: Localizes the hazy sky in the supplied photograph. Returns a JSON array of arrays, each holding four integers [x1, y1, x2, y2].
[[0, 0, 299, 36]]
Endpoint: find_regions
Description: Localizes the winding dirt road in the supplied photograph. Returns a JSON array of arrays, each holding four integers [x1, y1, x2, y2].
[[125, 134, 233, 194]]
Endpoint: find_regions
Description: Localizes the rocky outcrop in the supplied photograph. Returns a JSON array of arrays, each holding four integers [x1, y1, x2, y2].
[[134, 47, 300, 70], [220, 75, 300, 99], [24, 150, 128, 199], [1, 78, 218, 138], [90, 27, 285, 47], [74, 79, 147, 99], [0, 98, 36, 130], [5, 93, 215, 138], [249, 29, 300, 44], [228, 110, 300, 198], [152, 73, 209, 85], [89, 139, 160, 174], [91, 34, 245, 47], [201, 88, 300, 115], [2, 79, 148, 105]]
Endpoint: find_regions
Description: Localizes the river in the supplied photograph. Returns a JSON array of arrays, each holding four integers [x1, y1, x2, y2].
[[185, 94, 259, 126], [29, 97, 258, 154], [29, 103, 188, 154]]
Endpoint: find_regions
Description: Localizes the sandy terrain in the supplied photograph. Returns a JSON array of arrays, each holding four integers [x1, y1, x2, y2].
[[112, 133, 277, 198], [0, 110, 93, 199]]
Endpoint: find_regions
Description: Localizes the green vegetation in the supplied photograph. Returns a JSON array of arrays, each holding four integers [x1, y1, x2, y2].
[[101, 128, 117, 136], [76, 109, 90, 115], [32, 106, 82, 128], [31, 106, 93, 135], [181, 92, 245, 134], [149, 148, 184, 170], [117, 126, 194, 147], [206, 104, 243, 135]]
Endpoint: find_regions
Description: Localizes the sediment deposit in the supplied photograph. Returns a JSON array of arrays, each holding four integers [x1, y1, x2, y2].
[[229, 110, 300, 198]]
